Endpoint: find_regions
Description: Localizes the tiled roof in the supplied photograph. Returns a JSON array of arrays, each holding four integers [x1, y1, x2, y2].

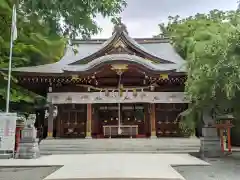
[[11, 26, 186, 74]]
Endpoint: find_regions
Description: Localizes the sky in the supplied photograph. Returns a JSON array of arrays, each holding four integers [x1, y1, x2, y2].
[[93, 0, 238, 38]]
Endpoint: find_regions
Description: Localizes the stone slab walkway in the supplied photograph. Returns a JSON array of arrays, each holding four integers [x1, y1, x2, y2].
[[0, 167, 59, 180], [0, 153, 209, 180], [174, 153, 240, 180]]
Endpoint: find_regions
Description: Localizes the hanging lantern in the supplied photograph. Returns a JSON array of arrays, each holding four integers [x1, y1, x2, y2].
[[132, 89, 137, 97], [140, 89, 146, 99], [119, 84, 124, 97], [99, 89, 103, 97], [119, 90, 123, 97], [111, 90, 116, 97], [105, 89, 109, 97], [124, 89, 130, 100]]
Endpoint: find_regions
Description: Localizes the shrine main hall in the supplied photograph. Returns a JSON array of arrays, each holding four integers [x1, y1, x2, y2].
[[12, 24, 188, 139]]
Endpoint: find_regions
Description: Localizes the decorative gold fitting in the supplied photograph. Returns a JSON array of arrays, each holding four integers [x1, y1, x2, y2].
[[160, 74, 169, 80], [111, 64, 128, 75]]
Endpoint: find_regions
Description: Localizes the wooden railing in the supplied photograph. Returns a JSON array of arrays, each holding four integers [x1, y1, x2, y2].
[[103, 125, 138, 138]]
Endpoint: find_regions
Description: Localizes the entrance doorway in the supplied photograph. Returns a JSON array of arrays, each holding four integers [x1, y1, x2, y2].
[[93, 103, 150, 138], [57, 104, 87, 138]]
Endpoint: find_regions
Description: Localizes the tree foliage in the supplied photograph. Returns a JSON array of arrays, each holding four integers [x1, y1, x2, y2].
[[19, 0, 127, 39], [0, 0, 67, 108], [0, 0, 126, 111], [159, 10, 240, 119]]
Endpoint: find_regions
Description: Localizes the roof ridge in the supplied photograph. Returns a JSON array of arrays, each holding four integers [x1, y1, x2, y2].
[[71, 37, 169, 44]]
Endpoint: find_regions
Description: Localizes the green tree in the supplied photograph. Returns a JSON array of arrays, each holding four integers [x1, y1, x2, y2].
[[158, 10, 240, 129], [0, 0, 126, 111], [0, 0, 66, 108], [20, 0, 127, 39]]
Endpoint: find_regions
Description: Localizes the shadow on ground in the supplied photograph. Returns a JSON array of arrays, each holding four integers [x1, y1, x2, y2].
[[0, 166, 60, 180], [174, 152, 240, 180]]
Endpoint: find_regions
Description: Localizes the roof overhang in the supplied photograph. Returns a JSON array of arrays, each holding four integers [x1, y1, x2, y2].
[[63, 54, 182, 73]]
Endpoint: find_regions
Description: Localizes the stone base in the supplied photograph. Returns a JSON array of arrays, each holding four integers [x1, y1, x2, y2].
[[17, 139, 40, 159], [86, 132, 92, 139], [199, 137, 223, 158], [150, 131, 157, 139]]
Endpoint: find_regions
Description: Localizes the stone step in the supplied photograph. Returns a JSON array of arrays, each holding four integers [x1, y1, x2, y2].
[[39, 138, 200, 155], [40, 148, 199, 152], [40, 150, 199, 156], [40, 144, 199, 148], [0, 153, 13, 159]]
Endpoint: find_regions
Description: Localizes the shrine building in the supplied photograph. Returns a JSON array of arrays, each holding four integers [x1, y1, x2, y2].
[[11, 24, 188, 139]]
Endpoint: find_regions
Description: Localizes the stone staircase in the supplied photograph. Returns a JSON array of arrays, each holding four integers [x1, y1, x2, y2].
[[39, 138, 200, 155]]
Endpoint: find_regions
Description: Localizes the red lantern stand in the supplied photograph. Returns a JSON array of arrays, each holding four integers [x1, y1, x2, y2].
[[14, 123, 24, 154], [214, 120, 234, 153]]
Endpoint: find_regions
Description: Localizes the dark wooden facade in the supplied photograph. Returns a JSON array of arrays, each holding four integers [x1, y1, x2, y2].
[[10, 23, 187, 139], [48, 103, 187, 138]]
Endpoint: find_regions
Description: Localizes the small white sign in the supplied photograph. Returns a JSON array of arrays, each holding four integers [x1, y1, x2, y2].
[[0, 113, 17, 151]]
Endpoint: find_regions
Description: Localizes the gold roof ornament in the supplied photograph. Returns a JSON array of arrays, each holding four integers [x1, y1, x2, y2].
[[113, 39, 126, 48], [111, 64, 128, 75], [160, 74, 169, 80], [71, 75, 80, 80]]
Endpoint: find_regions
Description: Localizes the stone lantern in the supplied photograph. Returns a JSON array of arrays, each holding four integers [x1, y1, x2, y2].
[[16, 114, 40, 159]]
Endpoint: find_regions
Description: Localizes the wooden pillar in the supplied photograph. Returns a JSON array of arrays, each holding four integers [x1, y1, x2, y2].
[[47, 104, 54, 138], [150, 103, 157, 138], [86, 104, 92, 138]]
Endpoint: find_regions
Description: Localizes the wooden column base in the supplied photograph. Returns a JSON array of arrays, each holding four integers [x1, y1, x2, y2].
[[86, 104, 92, 139], [47, 132, 53, 139], [86, 131, 92, 139], [151, 131, 157, 138]]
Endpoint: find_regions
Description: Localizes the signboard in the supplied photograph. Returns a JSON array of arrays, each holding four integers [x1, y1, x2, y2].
[[48, 92, 189, 104], [0, 113, 17, 151]]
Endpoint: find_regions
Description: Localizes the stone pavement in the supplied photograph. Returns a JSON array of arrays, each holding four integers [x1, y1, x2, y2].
[[174, 152, 240, 180], [0, 153, 209, 180], [0, 166, 59, 180]]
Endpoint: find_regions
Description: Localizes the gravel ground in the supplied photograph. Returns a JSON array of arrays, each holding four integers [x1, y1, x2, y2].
[[0, 166, 60, 180], [174, 153, 240, 180]]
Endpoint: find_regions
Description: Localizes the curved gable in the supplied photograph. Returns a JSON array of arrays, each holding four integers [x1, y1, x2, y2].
[[70, 24, 174, 65], [63, 54, 179, 72]]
